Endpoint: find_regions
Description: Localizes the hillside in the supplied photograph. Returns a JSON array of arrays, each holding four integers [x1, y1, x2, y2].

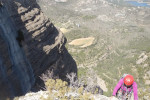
[[0, 0, 77, 99], [38, 0, 150, 99]]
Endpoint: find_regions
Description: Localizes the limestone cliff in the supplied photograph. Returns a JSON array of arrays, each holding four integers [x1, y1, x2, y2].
[[0, 0, 77, 98]]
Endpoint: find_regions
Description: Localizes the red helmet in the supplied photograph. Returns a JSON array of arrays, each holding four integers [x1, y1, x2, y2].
[[124, 75, 134, 86]]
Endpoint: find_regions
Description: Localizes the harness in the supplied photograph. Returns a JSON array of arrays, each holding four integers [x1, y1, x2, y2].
[[117, 84, 133, 100]]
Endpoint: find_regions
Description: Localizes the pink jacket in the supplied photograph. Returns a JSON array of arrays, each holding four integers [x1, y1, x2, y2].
[[113, 78, 138, 100]]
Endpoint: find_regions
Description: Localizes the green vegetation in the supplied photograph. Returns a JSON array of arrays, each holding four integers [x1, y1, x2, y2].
[[82, 15, 97, 21], [78, 68, 88, 77], [138, 28, 144, 32], [38, 0, 150, 99], [128, 38, 150, 52]]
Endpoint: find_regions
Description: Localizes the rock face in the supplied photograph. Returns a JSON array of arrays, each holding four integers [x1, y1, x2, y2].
[[0, 0, 77, 98]]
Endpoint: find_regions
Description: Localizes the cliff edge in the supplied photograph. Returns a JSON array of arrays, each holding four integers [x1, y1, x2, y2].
[[0, 0, 77, 98]]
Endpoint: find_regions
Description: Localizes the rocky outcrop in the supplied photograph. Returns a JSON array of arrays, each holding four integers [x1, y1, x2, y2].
[[16, 90, 119, 100], [0, 0, 77, 98]]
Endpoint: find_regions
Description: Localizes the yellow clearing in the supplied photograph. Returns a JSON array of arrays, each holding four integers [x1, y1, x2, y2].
[[69, 37, 95, 48]]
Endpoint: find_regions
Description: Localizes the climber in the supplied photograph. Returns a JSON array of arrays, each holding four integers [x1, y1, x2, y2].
[[16, 29, 24, 47], [111, 74, 138, 100]]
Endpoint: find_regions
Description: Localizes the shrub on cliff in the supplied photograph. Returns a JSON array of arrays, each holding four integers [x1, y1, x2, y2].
[[40, 78, 95, 100], [40, 70, 103, 100]]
